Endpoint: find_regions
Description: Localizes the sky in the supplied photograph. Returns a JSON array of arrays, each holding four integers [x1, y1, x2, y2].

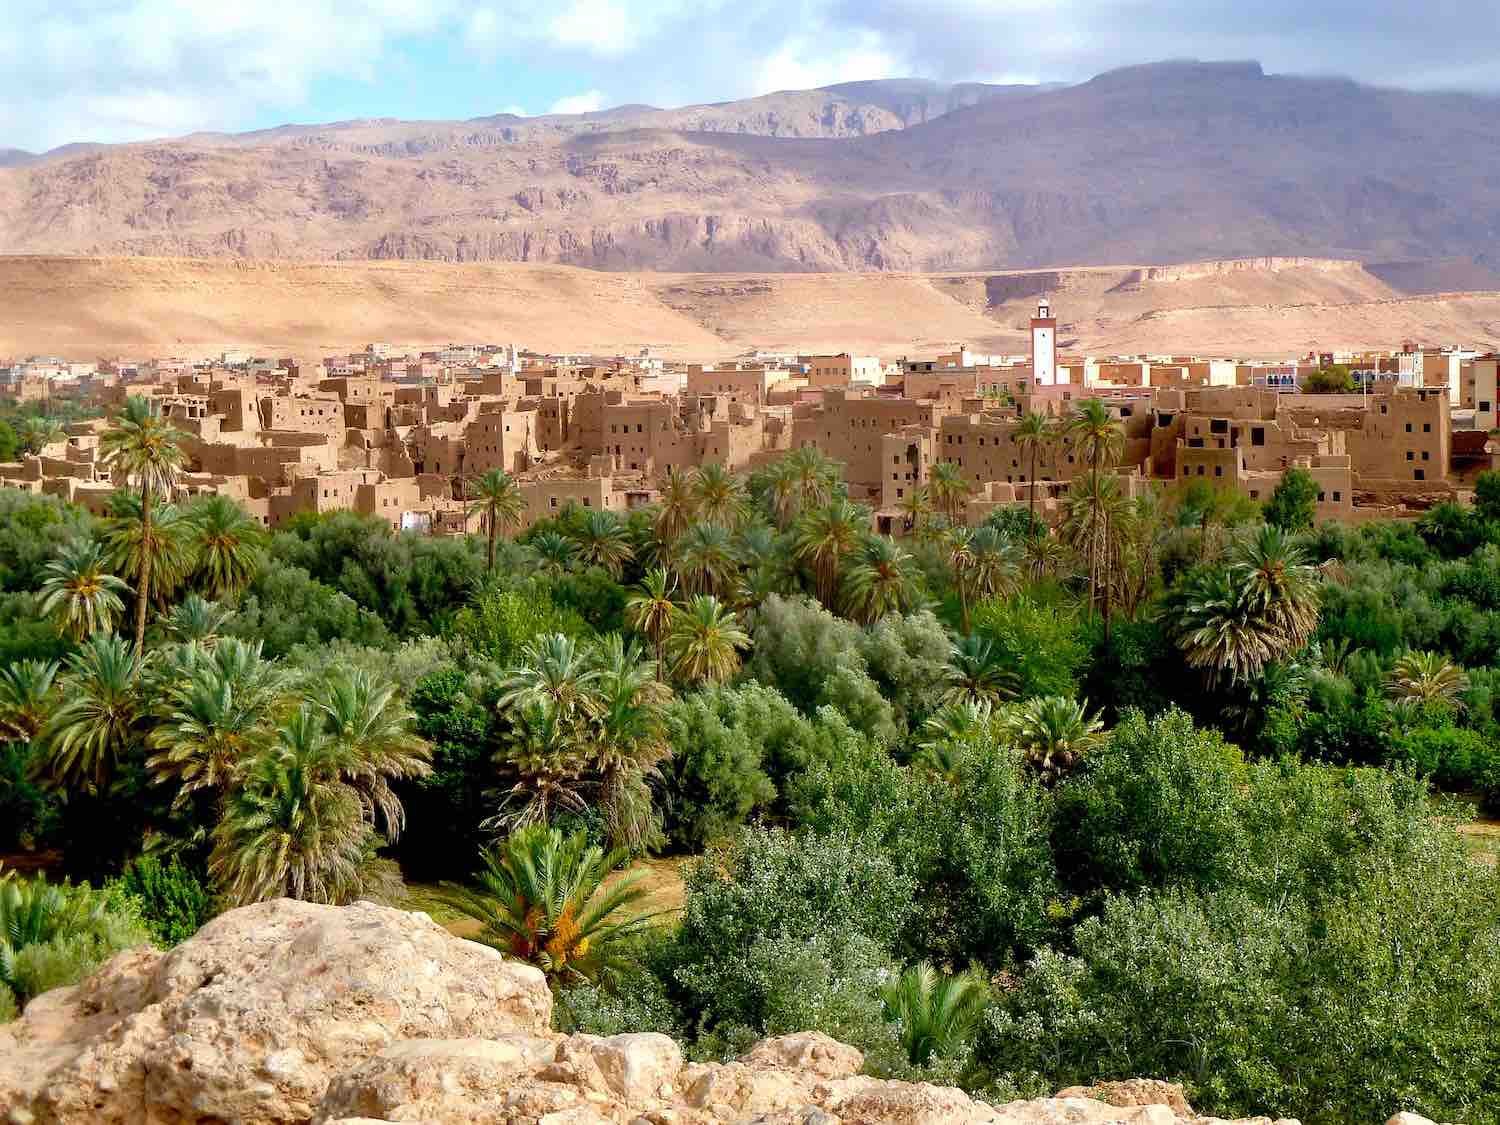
[[3, 0, 1499, 153]]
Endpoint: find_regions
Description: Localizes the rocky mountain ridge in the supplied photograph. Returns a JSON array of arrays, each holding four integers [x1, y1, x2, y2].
[[0, 899, 1451, 1124], [3, 62, 1500, 271]]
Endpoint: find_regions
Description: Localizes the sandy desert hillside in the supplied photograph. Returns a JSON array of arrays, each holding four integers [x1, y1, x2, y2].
[[3, 254, 1499, 360], [4, 62, 1500, 271]]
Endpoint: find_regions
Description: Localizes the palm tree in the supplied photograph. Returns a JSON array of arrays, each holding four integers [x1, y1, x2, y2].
[[626, 568, 678, 681], [497, 633, 602, 722], [929, 461, 972, 525], [675, 522, 739, 597], [879, 962, 990, 1066], [37, 538, 129, 640], [209, 707, 369, 907], [1062, 469, 1125, 629], [1386, 650, 1470, 709], [306, 667, 432, 839], [667, 595, 750, 684], [1235, 524, 1321, 658], [188, 494, 267, 598], [162, 594, 234, 645], [0, 659, 59, 745], [530, 531, 576, 577], [40, 633, 142, 791], [17, 416, 64, 457], [896, 484, 934, 541], [570, 510, 634, 578], [147, 638, 288, 810], [691, 463, 746, 529], [654, 466, 697, 547], [439, 825, 658, 983], [964, 525, 1022, 607], [105, 492, 198, 612], [1014, 411, 1053, 527], [1066, 400, 1125, 633], [99, 395, 189, 673], [1003, 695, 1105, 784], [794, 499, 868, 606], [917, 699, 995, 755], [467, 469, 526, 571], [942, 634, 1018, 708], [841, 536, 919, 624], [771, 446, 838, 528], [588, 634, 672, 852]]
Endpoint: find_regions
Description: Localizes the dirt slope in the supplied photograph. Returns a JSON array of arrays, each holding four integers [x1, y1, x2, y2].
[[4, 254, 1499, 361]]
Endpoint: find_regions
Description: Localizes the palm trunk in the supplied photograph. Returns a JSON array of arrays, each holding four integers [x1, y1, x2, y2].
[[133, 481, 152, 678], [1028, 447, 1038, 529], [655, 635, 666, 683], [487, 509, 497, 571], [958, 573, 970, 633], [1101, 504, 1113, 645]]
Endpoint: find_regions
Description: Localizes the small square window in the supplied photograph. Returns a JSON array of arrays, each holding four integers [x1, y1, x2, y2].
[[1405, 422, 1413, 433], [1423, 423, 1432, 433], [1415, 469, 1426, 481], [1406, 451, 1414, 461]]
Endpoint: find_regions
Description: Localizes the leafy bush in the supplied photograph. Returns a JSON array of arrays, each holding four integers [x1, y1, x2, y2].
[[0, 981, 15, 1023], [1053, 708, 1246, 895], [0, 874, 152, 1006], [973, 593, 1088, 700], [660, 828, 913, 1048], [112, 857, 217, 946], [449, 584, 590, 666], [982, 847, 1500, 1125], [228, 560, 390, 658]]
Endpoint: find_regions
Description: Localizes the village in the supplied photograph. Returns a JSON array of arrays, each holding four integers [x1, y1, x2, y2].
[[2, 299, 1495, 533]]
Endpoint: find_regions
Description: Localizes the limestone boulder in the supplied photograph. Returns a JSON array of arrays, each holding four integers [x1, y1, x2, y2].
[[0, 898, 552, 1125]]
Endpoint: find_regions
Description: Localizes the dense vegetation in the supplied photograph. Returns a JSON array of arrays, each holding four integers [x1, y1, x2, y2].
[[2, 400, 1498, 1124]]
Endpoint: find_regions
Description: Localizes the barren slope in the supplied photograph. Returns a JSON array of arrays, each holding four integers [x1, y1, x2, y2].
[[5, 63, 1500, 271], [4, 255, 1499, 361]]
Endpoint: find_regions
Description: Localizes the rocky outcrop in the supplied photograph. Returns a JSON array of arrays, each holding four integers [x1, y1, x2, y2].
[[0, 898, 552, 1123], [0, 900, 1448, 1125]]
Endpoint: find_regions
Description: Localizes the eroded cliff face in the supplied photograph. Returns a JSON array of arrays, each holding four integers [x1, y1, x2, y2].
[[0, 900, 1455, 1125]]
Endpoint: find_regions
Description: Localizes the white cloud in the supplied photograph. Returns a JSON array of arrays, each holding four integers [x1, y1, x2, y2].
[[548, 0, 635, 53], [755, 31, 903, 94], [0, 0, 457, 150], [548, 90, 609, 115]]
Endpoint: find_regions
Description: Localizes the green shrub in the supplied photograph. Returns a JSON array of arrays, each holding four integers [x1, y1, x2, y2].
[[0, 874, 151, 1006], [973, 593, 1088, 700], [0, 982, 15, 1023], [661, 828, 913, 1047], [1390, 725, 1500, 794], [112, 857, 217, 946], [1053, 708, 1246, 895]]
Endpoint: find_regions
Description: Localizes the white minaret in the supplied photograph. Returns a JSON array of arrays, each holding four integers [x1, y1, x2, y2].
[[1031, 297, 1058, 386]]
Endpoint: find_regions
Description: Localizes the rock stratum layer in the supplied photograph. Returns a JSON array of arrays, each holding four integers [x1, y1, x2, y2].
[[0, 899, 1449, 1125], [4, 63, 1500, 272], [3, 254, 1500, 362]]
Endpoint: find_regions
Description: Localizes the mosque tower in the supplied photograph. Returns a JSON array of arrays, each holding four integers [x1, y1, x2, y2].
[[1031, 297, 1057, 386]]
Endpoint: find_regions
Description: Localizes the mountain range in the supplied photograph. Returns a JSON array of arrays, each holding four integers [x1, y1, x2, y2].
[[2, 61, 1500, 272]]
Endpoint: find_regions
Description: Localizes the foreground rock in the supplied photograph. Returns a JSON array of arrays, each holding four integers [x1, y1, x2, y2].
[[0, 898, 551, 1123], [0, 900, 1443, 1125]]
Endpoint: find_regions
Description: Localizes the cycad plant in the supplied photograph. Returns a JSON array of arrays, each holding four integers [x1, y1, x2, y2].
[[530, 530, 576, 577], [1385, 650, 1470, 710], [439, 825, 657, 983], [1002, 695, 1105, 785], [38, 538, 129, 640], [941, 634, 1018, 708], [570, 510, 635, 577], [0, 659, 59, 744], [667, 595, 750, 684], [187, 494, 267, 598], [161, 594, 234, 645], [147, 637, 288, 810], [879, 961, 990, 1066], [41, 633, 142, 791], [841, 535, 920, 624]]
